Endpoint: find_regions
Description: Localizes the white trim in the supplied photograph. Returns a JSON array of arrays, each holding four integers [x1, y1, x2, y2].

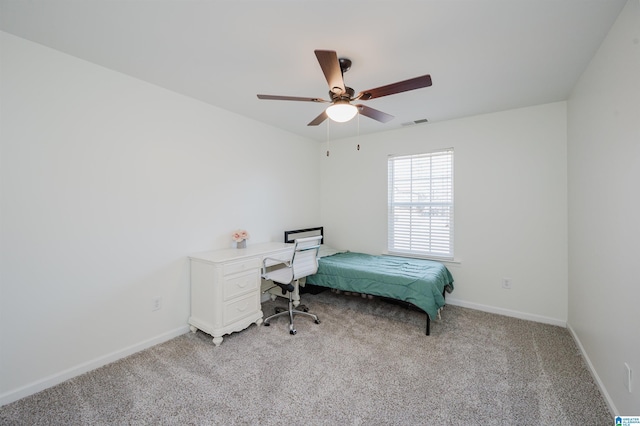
[[383, 251, 462, 265], [0, 325, 190, 407], [387, 149, 454, 259], [566, 322, 617, 417], [445, 297, 567, 327]]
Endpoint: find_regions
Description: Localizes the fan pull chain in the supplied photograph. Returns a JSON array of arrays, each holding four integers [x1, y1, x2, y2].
[[356, 111, 361, 151], [326, 119, 330, 156]]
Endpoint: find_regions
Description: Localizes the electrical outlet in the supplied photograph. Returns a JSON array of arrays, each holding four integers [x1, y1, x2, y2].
[[152, 297, 162, 312], [625, 362, 632, 393], [502, 278, 512, 290]]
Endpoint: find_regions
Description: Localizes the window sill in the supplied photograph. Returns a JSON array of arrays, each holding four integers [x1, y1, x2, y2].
[[383, 252, 462, 265]]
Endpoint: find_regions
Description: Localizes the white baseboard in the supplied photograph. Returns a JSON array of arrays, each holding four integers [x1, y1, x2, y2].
[[445, 297, 567, 328], [566, 322, 617, 416], [0, 325, 190, 407]]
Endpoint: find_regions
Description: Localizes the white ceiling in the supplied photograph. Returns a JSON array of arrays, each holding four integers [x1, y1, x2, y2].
[[0, 0, 628, 142]]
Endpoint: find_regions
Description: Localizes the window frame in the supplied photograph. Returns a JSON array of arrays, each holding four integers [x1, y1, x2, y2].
[[387, 148, 454, 260]]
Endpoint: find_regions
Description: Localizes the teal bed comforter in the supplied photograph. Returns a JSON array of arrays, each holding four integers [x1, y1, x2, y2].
[[306, 252, 454, 320]]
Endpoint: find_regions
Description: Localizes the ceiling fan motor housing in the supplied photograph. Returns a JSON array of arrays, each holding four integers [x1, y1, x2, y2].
[[331, 86, 355, 102]]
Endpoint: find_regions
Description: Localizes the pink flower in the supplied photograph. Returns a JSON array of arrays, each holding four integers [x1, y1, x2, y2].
[[232, 229, 250, 242]]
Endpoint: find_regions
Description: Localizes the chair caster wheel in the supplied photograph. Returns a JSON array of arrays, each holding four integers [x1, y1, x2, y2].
[[315, 319, 321, 324], [264, 323, 270, 327], [290, 329, 297, 335]]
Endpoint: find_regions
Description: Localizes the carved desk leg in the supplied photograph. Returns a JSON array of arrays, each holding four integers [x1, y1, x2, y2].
[[212, 335, 223, 346]]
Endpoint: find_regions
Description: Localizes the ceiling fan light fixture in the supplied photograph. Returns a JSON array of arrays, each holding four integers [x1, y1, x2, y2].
[[326, 102, 358, 123]]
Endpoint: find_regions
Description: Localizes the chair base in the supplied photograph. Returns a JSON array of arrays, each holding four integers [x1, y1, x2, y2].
[[263, 298, 320, 335]]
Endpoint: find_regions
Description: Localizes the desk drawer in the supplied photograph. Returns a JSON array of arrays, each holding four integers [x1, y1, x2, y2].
[[223, 258, 261, 276], [224, 293, 257, 326], [224, 270, 259, 301]]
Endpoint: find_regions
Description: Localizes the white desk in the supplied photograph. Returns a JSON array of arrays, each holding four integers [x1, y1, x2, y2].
[[188, 242, 293, 345]]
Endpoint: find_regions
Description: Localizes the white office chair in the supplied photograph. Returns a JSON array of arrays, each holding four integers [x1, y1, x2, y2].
[[261, 235, 322, 335]]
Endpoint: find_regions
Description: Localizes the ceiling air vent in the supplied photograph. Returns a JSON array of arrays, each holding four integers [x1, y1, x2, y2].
[[401, 118, 429, 126]]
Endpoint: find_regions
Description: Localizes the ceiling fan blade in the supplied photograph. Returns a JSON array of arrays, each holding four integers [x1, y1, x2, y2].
[[356, 105, 394, 123], [257, 94, 328, 102], [357, 75, 432, 100], [314, 50, 346, 95], [307, 110, 328, 126]]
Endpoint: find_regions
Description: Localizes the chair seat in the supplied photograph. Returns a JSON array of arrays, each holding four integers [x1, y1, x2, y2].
[[262, 267, 293, 285]]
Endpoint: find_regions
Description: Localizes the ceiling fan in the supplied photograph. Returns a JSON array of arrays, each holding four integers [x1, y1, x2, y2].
[[257, 50, 432, 126]]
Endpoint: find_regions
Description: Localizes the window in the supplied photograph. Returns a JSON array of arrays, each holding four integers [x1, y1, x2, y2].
[[387, 149, 454, 259]]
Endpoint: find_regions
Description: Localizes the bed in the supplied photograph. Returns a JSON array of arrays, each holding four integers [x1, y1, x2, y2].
[[284, 227, 454, 335]]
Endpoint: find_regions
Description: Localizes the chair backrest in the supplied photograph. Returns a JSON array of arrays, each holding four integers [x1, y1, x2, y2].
[[291, 235, 322, 281]]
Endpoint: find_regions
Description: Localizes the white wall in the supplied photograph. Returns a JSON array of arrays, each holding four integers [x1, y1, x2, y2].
[[0, 32, 321, 404], [320, 102, 568, 325], [3, 0, 636, 412], [567, 0, 640, 415]]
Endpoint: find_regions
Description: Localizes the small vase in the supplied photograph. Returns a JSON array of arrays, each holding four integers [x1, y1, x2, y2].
[[237, 240, 247, 249]]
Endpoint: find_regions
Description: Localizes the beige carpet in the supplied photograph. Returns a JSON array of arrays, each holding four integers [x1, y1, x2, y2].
[[0, 290, 612, 425]]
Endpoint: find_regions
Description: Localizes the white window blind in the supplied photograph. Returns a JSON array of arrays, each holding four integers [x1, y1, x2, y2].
[[388, 149, 454, 259]]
